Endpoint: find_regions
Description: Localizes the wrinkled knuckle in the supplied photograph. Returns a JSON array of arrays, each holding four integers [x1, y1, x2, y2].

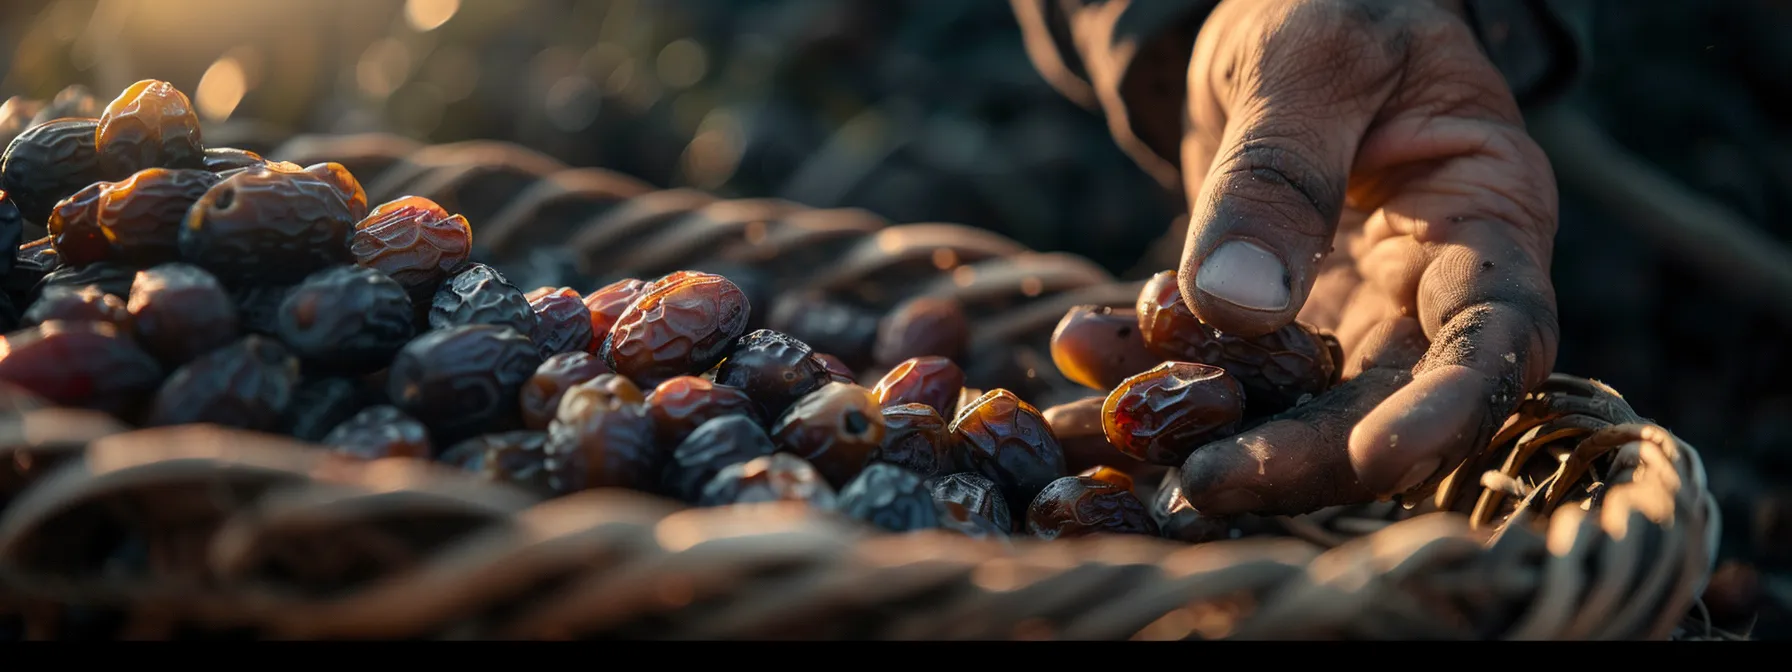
[[1213, 136, 1344, 236]]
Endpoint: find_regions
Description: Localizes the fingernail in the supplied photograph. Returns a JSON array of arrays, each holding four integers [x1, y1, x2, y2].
[[1196, 239, 1290, 311], [1393, 456, 1444, 494]]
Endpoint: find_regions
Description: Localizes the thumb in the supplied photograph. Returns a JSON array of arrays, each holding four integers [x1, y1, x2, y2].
[[1180, 0, 1406, 337]]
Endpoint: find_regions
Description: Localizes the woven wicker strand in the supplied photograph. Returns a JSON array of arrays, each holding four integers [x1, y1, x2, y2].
[[0, 372, 1715, 640]]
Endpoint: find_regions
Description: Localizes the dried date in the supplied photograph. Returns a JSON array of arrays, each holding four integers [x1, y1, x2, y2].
[[47, 181, 108, 265], [280, 377, 370, 442], [603, 271, 750, 386], [0, 320, 162, 416], [697, 453, 837, 508], [1136, 271, 1336, 415], [527, 287, 595, 358], [950, 389, 1067, 518], [1, 118, 114, 224], [1102, 362, 1244, 466], [813, 353, 855, 384], [874, 403, 954, 479], [94, 168, 219, 266], [1042, 396, 1140, 475], [428, 263, 534, 333], [1149, 469, 1232, 544], [929, 472, 1012, 533], [1025, 475, 1158, 540], [202, 147, 266, 173], [145, 335, 300, 430], [36, 262, 137, 299], [837, 463, 939, 532], [646, 375, 758, 447], [542, 374, 660, 493], [1050, 305, 1162, 390], [350, 196, 472, 297], [95, 79, 204, 175], [771, 382, 886, 488], [712, 329, 829, 421], [583, 278, 645, 340], [519, 352, 611, 430], [0, 191, 21, 276], [870, 356, 965, 418], [179, 163, 364, 284], [22, 285, 129, 329], [872, 296, 970, 366], [439, 431, 554, 497], [276, 265, 415, 373], [661, 414, 779, 503], [387, 324, 542, 444], [126, 263, 239, 366], [324, 405, 433, 460]]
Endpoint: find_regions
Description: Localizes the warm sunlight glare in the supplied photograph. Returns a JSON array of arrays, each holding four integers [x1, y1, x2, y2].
[[195, 56, 247, 121], [404, 0, 461, 32]]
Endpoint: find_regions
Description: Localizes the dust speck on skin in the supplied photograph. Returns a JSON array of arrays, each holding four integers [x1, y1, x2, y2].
[[1243, 435, 1272, 476], [1502, 352, 1516, 364], [1389, 434, 1399, 448]]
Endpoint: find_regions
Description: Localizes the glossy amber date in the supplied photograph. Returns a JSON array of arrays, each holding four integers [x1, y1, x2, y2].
[[583, 277, 646, 340], [949, 389, 1067, 519], [875, 403, 955, 479], [1077, 466, 1134, 491], [1024, 475, 1159, 540], [1050, 305, 1163, 391], [46, 181, 109, 265], [603, 271, 749, 386], [770, 382, 887, 488], [1102, 362, 1244, 466], [96, 79, 205, 175], [349, 196, 472, 297], [646, 375, 758, 447], [202, 147, 266, 173], [1041, 396, 1143, 474], [870, 356, 965, 418], [1136, 271, 1336, 415]]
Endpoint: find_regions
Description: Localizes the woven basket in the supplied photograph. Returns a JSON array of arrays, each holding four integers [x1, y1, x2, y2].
[[0, 132, 1721, 640]]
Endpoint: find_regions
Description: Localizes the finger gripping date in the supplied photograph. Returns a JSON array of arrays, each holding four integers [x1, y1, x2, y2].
[[350, 196, 472, 296], [1136, 271, 1336, 414], [949, 389, 1067, 520], [604, 271, 750, 386], [96, 79, 204, 175], [387, 325, 542, 445], [180, 165, 361, 284], [1102, 361, 1244, 466]]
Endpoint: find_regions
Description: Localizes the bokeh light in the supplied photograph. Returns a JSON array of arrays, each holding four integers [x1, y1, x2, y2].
[[404, 0, 460, 33], [194, 55, 246, 121]]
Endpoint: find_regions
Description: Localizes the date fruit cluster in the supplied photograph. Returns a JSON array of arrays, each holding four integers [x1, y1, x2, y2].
[[0, 80, 1190, 547]]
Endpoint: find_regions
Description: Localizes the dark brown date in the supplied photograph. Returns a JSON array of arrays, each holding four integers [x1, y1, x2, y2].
[[875, 403, 955, 479], [145, 335, 300, 430], [1050, 305, 1162, 391], [697, 453, 837, 508], [22, 285, 129, 329], [94, 168, 219, 266], [528, 287, 595, 358], [37, 262, 137, 299], [929, 472, 1012, 534], [46, 181, 109, 265], [542, 374, 660, 493], [275, 265, 416, 374], [837, 463, 939, 532], [1, 118, 115, 224], [712, 329, 829, 421], [387, 324, 542, 444], [350, 196, 472, 297], [603, 271, 749, 386], [771, 382, 887, 488], [661, 414, 779, 503], [96, 79, 205, 175], [0, 320, 162, 416], [872, 296, 970, 367], [439, 431, 554, 498], [870, 356, 965, 419], [6, 237, 59, 305], [1136, 270, 1336, 415], [519, 352, 612, 430], [127, 263, 239, 366], [280, 377, 370, 443], [950, 389, 1067, 519], [583, 277, 645, 340], [325, 405, 433, 460], [179, 163, 364, 284], [231, 284, 291, 336], [1025, 475, 1158, 540], [1102, 362, 1244, 466], [429, 263, 535, 333], [0, 190, 22, 276], [813, 353, 855, 384], [646, 375, 758, 447], [1149, 469, 1234, 544]]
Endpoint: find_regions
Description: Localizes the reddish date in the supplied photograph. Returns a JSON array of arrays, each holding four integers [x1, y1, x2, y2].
[[646, 375, 758, 447], [583, 278, 645, 341], [542, 374, 661, 493], [127, 263, 240, 366], [350, 196, 472, 296], [1050, 305, 1162, 391], [1136, 271, 1336, 415], [1102, 362, 1244, 466], [950, 389, 1068, 519], [603, 271, 750, 386], [519, 352, 612, 430], [771, 382, 887, 488], [870, 356, 965, 418], [0, 320, 162, 416], [872, 296, 970, 367]]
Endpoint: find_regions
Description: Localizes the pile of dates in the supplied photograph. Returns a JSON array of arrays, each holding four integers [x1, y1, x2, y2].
[[0, 80, 1345, 546]]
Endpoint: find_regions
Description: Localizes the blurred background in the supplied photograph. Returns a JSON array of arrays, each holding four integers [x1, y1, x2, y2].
[[4, 0, 1790, 636]]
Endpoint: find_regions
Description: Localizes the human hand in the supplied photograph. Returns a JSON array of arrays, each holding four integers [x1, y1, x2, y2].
[[1173, 0, 1561, 515]]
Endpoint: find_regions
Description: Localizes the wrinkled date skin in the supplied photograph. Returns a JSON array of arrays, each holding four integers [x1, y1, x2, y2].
[[1, 118, 114, 224], [519, 352, 611, 430], [837, 463, 940, 532], [350, 196, 472, 297], [870, 356, 966, 419], [92, 168, 220, 266], [1136, 271, 1336, 415], [429, 263, 535, 334], [387, 324, 542, 445], [202, 147, 266, 173], [697, 453, 838, 508], [813, 353, 855, 384], [1025, 476, 1159, 540], [145, 335, 300, 431], [440, 431, 555, 498], [604, 271, 750, 386], [873, 296, 970, 367], [712, 329, 829, 421], [1043, 396, 1138, 474], [179, 163, 366, 284], [646, 375, 758, 447], [875, 403, 955, 479], [542, 374, 660, 493], [661, 414, 779, 503], [528, 287, 595, 359], [127, 263, 239, 366], [46, 180, 108, 265], [1102, 362, 1245, 466], [950, 389, 1067, 519], [37, 262, 137, 300], [0, 191, 22, 276], [325, 405, 433, 460], [22, 285, 130, 329], [280, 377, 369, 443], [583, 278, 645, 345], [929, 472, 1012, 534], [96, 79, 205, 176], [771, 382, 887, 489], [1050, 305, 1163, 391], [0, 320, 162, 416], [1150, 468, 1233, 544], [276, 265, 415, 374]]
